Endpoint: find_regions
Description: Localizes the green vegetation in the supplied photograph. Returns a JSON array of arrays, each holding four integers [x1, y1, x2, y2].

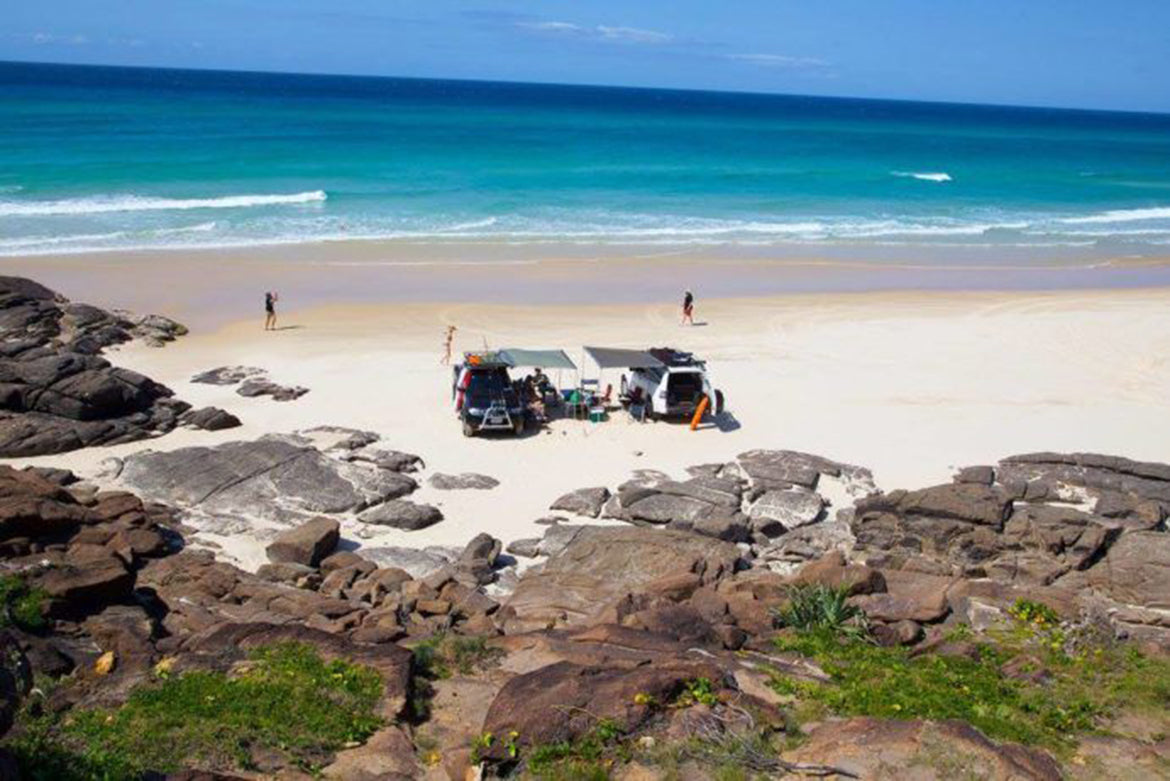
[[411, 632, 501, 680], [526, 719, 625, 781], [768, 609, 1170, 750], [4, 642, 384, 780], [771, 584, 868, 638], [0, 575, 48, 632], [1007, 598, 1061, 627]]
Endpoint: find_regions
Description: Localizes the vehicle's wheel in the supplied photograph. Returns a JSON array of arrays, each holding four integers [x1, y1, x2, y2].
[[513, 417, 525, 436], [462, 418, 475, 438], [713, 389, 725, 415]]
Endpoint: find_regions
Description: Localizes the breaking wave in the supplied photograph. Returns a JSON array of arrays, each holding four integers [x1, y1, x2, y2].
[[0, 190, 326, 217], [892, 171, 953, 183]]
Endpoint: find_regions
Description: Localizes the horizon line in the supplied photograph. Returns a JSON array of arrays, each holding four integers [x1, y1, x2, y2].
[[3, 56, 1169, 119]]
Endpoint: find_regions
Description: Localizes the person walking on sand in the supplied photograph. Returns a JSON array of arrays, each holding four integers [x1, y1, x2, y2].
[[681, 289, 695, 326], [441, 325, 457, 365], [264, 291, 278, 331]]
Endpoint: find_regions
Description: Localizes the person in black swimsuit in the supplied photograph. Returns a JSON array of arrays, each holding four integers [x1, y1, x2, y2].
[[682, 289, 694, 325], [264, 291, 278, 331]]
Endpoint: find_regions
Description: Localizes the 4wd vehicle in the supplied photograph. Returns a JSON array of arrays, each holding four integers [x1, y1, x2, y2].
[[621, 347, 724, 420], [452, 353, 526, 437]]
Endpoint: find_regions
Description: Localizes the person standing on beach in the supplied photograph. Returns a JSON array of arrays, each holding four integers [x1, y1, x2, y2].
[[441, 325, 457, 365], [264, 291, 278, 331], [682, 290, 695, 326]]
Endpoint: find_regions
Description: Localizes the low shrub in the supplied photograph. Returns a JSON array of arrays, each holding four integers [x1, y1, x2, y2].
[[4, 642, 384, 779], [772, 584, 868, 639]]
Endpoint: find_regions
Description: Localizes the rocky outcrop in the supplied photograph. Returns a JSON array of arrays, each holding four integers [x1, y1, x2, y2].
[[179, 406, 242, 432], [113, 437, 418, 524], [500, 526, 742, 633], [786, 718, 1063, 781], [0, 276, 191, 457]]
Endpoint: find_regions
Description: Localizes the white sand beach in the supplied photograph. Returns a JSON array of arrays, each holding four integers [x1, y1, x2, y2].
[[8, 273, 1170, 570]]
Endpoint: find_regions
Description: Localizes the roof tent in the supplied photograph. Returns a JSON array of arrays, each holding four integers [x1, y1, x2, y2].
[[498, 348, 577, 370], [583, 346, 665, 370]]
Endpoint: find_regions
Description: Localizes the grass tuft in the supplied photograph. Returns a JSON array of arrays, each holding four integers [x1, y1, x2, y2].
[[0, 575, 48, 632]]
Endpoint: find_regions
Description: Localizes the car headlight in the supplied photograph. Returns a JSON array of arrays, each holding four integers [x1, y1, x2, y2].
[[467, 407, 484, 416]]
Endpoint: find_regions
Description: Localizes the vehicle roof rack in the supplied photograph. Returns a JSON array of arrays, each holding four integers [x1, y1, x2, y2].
[[648, 347, 702, 367]]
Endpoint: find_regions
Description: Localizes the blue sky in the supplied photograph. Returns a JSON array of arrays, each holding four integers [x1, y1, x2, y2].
[[4, 1, 1170, 112]]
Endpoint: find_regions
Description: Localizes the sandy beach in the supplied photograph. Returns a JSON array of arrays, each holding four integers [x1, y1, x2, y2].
[[6, 250, 1170, 570]]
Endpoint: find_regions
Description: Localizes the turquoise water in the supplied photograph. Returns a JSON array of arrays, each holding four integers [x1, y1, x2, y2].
[[2, 60, 1170, 258]]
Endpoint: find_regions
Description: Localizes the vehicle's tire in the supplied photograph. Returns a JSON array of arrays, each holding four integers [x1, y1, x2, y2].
[[462, 418, 475, 438], [713, 389, 725, 415], [513, 417, 525, 436]]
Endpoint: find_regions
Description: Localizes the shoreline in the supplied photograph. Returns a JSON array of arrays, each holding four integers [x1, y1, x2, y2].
[[4, 239, 1170, 331]]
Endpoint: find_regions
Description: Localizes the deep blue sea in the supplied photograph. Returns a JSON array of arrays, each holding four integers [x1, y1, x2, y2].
[[2, 61, 1170, 258]]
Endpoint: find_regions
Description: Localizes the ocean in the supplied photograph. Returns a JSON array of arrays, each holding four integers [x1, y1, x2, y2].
[[2, 60, 1170, 259]]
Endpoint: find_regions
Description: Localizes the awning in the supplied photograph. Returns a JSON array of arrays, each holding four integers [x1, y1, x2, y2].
[[498, 348, 577, 370], [583, 346, 665, 370]]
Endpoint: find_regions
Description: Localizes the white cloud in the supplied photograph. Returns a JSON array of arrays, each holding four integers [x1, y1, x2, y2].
[[728, 53, 829, 68], [596, 26, 673, 44], [27, 32, 89, 46], [517, 20, 672, 45]]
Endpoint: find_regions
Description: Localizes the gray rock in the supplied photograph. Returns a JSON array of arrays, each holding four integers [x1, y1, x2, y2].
[[190, 366, 265, 385], [117, 438, 417, 522], [180, 406, 242, 431], [265, 517, 340, 567], [341, 448, 424, 473], [506, 538, 542, 558], [359, 546, 454, 578], [749, 489, 825, 530], [954, 465, 995, 485], [623, 492, 729, 525], [537, 523, 590, 557], [656, 476, 743, 509], [428, 472, 500, 490], [358, 500, 443, 530], [237, 378, 308, 402], [550, 486, 611, 518]]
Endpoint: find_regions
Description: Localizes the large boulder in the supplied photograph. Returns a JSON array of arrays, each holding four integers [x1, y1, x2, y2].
[[265, 518, 340, 567], [501, 526, 741, 633]]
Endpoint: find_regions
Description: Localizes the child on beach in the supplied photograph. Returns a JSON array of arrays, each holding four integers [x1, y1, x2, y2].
[[441, 325, 457, 365], [264, 291, 279, 331], [682, 290, 695, 325]]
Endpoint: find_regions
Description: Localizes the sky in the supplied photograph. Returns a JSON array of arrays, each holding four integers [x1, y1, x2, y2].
[[3, 1, 1170, 112]]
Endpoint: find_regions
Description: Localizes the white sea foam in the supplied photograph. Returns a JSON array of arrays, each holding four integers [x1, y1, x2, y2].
[[0, 190, 326, 217], [1059, 206, 1170, 224], [892, 171, 953, 183]]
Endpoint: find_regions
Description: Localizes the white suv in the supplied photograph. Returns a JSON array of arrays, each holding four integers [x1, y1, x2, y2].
[[622, 348, 724, 420]]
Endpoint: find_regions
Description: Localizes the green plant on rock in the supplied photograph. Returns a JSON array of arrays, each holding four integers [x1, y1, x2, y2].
[[3, 642, 384, 780], [0, 575, 47, 632], [772, 584, 868, 639], [1007, 598, 1060, 627], [677, 678, 719, 707]]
